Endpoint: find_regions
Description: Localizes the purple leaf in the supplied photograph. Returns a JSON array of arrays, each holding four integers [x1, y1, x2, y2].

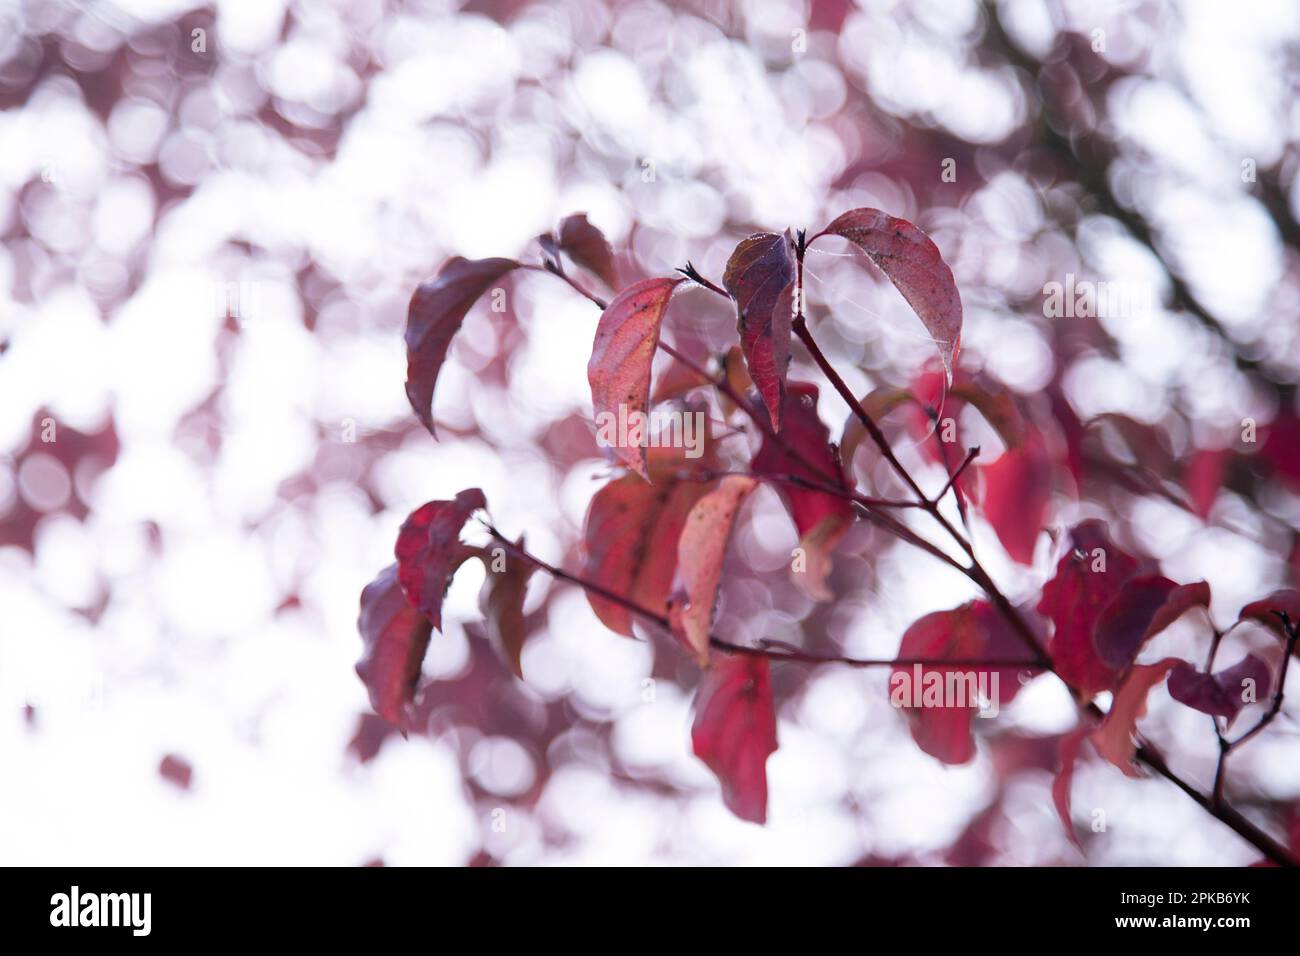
[[405, 257, 518, 437], [723, 231, 797, 430], [1168, 655, 1272, 724], [357, 563, 434, 725], [1093, 576, 1210, 670]]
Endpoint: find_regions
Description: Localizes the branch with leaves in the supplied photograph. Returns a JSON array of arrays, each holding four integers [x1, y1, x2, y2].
[[361, 209, 1298, 864]]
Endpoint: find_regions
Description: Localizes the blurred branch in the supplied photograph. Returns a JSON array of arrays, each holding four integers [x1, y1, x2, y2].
[[982, 2, 1288, 388]]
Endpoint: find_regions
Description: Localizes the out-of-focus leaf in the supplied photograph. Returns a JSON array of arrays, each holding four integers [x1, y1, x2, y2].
[[1036, 520, 1141, 696], [1052, 726, 1092, 850], [691, 652, 778, 824], [889, 601, 1035, 765], [1168, 654, 1272, 724], [723, 231, 797, 430], [405, 257, 518, 437], [650, 355, 711, 404], [1091, 657, 1181, 776], [580, 448, 712, 637], [1238, 589, 1300, 643], [587, 277, 684, 479], [949, 380, 1026, 449], [394, 488, 486, 630], [672, 475, 758, 664], [817, 208, 962, 383], [348, 713, 397, 764], [839, 385, 914, 471], [1093, 577, 1209, 670], [1262, 412, 1300, 490], [357, 563, 434, 725], [552, 212, 618, 288], [715, 344, 757, 419], [1185, 447, 1231, 519], [979, 430, 1052, 565], [479, 536, 536, 679], [752, 382, 854, 601]]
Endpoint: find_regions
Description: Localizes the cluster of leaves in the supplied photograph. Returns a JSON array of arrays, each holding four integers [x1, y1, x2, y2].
[[358, 211, 1300, 856]]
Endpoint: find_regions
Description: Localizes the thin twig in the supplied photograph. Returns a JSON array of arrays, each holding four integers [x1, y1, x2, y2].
[[935, 446, 980, 506], [479, 524, 1040, 670]]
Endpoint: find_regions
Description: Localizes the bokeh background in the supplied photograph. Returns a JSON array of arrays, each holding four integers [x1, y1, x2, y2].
[[3, 0, 1300, 865]]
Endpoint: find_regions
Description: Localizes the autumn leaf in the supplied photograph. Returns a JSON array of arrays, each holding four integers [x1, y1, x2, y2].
[[1037, 520, 1142, 697], [357, 563, 434, 725], [1185, 447, 1231, 519], [723, 231, 796, 430], [1091, 658, 1181, 776], [816, 208, 962, 383], [479, 536, 536, 679], [979, 430, 1052, 565], [1093, 577, 1210, 671], [752, 381, 854, 601], [587, 277, 684, 479], [580, 449, 712, 637], [544, 213, 619, 289], [1238, 589, 1300, 643], [889, 601, 1035, 765], [1052, 726, 1093, 850], [718, 345, 756, 417], [1168, 654, 1272, 725], [691, 652, 778, 824], [672, 475, 758, 664], [394, 488, 487, 630], [557, 213, 618, 288], [839, 385, 914, 470], [405, 257, 518, 437]]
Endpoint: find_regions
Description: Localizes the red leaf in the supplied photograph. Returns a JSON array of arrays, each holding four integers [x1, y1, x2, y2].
[[587, 277, 684, 479], [1185, 447, 1231, 519], [979, 431, 1052, 565], [1262, 412, 1300, 490], [347, 713, 397, 764], [357, 563, 434, 725], [889, 601, 1035, 765], [1168, 654, 1272, 725], [580, 452, 712, 637], [817, 208, 962, 383], [722, 232, 797, 430], [1091, 658, 1181, 776], [549, 213, 618, 288], [394, 488, 486, 630], [405, 257, 518, 436], [1036, 520, 1141, 697], [1093, 576, 1209, 670], [1052, 726, 1093, 850], [1238, 589, 1300, 642], [752, 382, 854, 601], [479, 536, 536, 679], [691, 653, 778, 824], [672, 476, 759, 664]]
